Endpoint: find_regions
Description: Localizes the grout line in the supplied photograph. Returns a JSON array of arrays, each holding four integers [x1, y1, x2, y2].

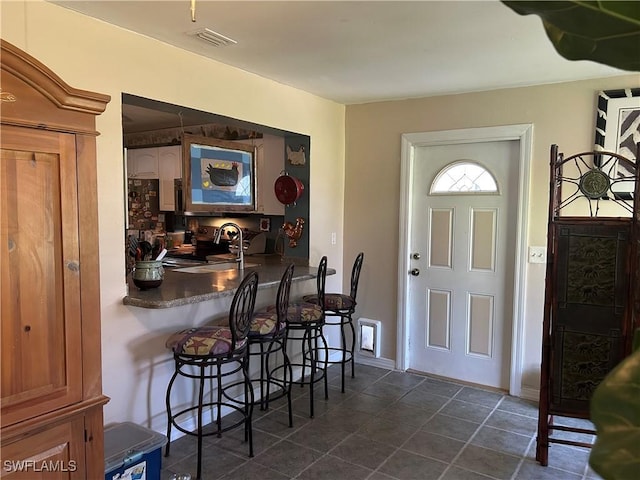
[[510, 433, 538, 480], [367, 388, 456, 479], [435, 395, 506, 480]]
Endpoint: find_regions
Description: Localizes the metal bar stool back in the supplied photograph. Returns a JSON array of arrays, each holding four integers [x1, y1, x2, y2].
[[248, 263, 295, 425], [280, 256, 328, 417], [304, 252, 364, 392], [164, 271, 259, 480]]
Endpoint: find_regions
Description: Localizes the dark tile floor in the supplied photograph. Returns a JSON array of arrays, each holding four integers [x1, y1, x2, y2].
[[160, 364, 602, 480]]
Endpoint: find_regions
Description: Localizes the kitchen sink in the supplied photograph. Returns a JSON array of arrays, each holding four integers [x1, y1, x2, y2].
[[162, 258, 208, 267], [172, 262, 260, 274]]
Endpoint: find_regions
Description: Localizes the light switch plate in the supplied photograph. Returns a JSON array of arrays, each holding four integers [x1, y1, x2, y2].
[[528, 246, 546, 264]]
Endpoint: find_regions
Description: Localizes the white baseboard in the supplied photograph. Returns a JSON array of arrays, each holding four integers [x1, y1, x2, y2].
[[355, 355, 395, 370], [519, 386, 539, 402]]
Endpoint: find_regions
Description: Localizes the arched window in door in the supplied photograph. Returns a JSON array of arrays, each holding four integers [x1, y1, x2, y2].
[[430, 160, 499, 194]]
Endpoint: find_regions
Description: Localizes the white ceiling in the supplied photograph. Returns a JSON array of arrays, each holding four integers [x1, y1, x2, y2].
[[52, 0, 625, 105]]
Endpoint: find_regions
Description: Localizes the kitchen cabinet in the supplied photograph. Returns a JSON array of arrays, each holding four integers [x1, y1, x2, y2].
[[256, 135, 285, 215], [158, 145, 182, 211], [128, 146, 181, 211], [1, 40, 110, 479], [127, 146, 159, 178]]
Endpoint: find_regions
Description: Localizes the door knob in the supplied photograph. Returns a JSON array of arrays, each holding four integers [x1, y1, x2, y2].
[[412, 253, 421, 260], [410, 268, 420, 276]]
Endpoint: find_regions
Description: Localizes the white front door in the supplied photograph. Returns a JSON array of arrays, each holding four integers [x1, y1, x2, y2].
[[407, 140, 519, 389]]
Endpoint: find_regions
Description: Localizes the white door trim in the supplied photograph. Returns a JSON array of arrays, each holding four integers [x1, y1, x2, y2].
[[397, 124, 533, 396]]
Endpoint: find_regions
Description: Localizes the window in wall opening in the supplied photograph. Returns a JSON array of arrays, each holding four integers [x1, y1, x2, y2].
[[431, 161, 498, 194]]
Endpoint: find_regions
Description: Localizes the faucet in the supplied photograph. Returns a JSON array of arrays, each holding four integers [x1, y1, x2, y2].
[[214, 222, 244, 270]]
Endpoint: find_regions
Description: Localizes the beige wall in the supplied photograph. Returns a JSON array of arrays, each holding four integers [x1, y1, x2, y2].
[[2, 0, 345, 428], [344, 74, 640, 393]]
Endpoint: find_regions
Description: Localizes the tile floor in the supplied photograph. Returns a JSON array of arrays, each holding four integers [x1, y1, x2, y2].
[[160, 364, 602, 480]]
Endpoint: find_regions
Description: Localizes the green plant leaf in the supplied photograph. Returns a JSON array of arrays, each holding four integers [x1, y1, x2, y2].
[[502, 1, 640, 71], [589, 347, 640, 479]]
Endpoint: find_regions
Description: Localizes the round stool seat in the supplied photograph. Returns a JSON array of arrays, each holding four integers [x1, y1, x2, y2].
[[269, 302, 323, 324], [303, 293, 355, 311], [249, 310, 282, 337], [165, 326, 246, 356]]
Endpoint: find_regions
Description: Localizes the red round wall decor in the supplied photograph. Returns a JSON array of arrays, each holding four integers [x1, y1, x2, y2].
[[274, 172, 304, 205]]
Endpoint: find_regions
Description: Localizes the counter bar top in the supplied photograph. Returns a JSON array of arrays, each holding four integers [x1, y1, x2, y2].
[[123, 257, 333, 309]]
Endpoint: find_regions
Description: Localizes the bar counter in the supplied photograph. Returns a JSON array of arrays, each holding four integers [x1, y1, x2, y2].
[[123, 256, 333, 309]]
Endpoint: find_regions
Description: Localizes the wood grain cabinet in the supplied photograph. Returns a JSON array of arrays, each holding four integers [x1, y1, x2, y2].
[[1, 40, 110, 479]]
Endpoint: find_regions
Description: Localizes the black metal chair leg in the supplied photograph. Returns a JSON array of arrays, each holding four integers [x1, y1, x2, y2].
[[348, 314, 356, 378], [320, 330, 329, 400], [216, 362, 222, 437], [196, 364, 205, 480], [308, 328, 315, 418], [164, 364, 179, 457], [339, 318, 347, 392], [285, 349, 293, 427]]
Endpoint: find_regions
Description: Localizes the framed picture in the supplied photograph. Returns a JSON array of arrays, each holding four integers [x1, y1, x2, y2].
[[595, 89, 640, 159], [183, 134, 256, 213], [259, 218, 271, 232], [594, 89, 640, 199]]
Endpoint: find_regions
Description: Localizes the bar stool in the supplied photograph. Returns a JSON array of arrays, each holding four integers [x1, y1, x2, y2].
[[164, 272, 258, 480], [272, 256, 328, 418], [304, 252, 364, 392], [248, 263, 295, 426]]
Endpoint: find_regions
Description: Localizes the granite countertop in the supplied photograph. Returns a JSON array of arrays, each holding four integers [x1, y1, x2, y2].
[[123, 255, 333, 309]]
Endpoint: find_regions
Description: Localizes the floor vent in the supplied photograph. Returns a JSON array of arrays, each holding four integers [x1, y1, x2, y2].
[[358, 318, 381, 358]]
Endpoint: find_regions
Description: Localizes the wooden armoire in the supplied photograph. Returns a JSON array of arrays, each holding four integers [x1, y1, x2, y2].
[[1, 40, 110, 478], [536, 144, 640, 466]]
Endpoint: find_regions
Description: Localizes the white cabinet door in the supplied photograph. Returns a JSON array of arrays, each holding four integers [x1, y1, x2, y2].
[[127, 147, 159, 178], [158, 145, 182, 211], [257, 135, 285, 215]]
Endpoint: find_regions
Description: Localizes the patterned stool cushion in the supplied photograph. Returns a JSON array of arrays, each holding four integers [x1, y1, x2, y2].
[[249, 310, 282, 337], [166, 326, 246, 356], [303, 293, 355, 311], [269, 302, 323, 324]]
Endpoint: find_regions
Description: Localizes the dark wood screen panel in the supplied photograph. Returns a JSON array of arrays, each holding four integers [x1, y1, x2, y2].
[[550, 222, 630, 414]]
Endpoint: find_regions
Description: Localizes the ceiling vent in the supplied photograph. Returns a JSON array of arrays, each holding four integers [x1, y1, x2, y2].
[[189, 28, 237, 47]]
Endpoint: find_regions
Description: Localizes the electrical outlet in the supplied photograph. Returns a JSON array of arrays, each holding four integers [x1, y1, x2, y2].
[[528, 246, 546, 264], [331, 232, 337, 245]]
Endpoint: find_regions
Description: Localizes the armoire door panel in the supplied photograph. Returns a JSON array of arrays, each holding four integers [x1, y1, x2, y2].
[[1, 129, 82, 427]]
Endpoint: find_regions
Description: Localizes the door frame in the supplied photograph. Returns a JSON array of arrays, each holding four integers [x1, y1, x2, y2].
[[397, 124, 533, 396]]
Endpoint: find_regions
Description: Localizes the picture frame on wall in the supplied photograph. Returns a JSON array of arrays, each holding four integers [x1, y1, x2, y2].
[[594, 88, 640, 199], [594, 88, 640, 160], [182, 134, 256, 213]]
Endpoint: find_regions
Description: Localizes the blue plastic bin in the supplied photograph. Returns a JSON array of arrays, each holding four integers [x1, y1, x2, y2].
[[104, 422, 167, 480]]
